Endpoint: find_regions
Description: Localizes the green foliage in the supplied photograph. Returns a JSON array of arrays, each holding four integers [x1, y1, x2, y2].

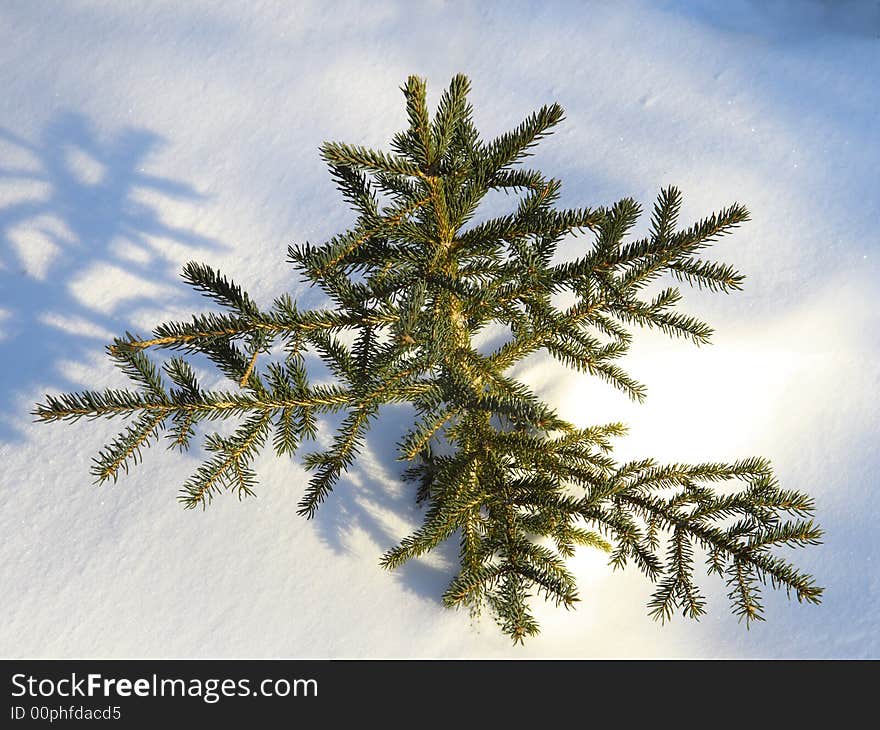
[[34, 74, 823, 643]]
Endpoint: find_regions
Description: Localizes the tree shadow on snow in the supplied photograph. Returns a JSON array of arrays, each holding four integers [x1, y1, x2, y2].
[[0, 111, 224, 441], [660, 0, 880, 41], [305, 401, 461, 605], [0, 111, 456, 606]]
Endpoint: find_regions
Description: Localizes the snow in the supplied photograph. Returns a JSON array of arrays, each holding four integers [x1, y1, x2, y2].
[[1, 0, 878, 658]]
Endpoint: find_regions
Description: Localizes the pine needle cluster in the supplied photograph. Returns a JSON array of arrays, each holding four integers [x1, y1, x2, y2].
[[35, 75, 822, 643]]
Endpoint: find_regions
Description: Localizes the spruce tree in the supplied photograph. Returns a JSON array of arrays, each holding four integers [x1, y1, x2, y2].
[[35, 75, 823, 643]]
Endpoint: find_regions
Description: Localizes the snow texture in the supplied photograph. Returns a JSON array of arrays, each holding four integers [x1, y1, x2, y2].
[[1, 0, 878, 658]]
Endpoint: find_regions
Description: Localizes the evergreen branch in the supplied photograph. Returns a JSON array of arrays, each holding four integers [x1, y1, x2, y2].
[[297, 406, 374, 518], [34, 386, 351, 423], [320, 141, 421, 176], [650, 186, 683, 243], [91, 410, 168, 483], [36, 73, 821, 644], [310, 195, 431, 276], [328, 163, 379, 216], [401, 75, 433, 166], [668, 257, 745, 293], [108, 340, 167, 398], [398, 407, 458, 461], [112, 305, 399, 355], [431, 73, 471, 162], [182, 262, 260, 316], [481, 103, 565, 174], [621, 492, 823, 609], [179, 411, 273, 509], [239, 348, 260, 388], [443, 564, 509, 607], [167, 409, 198, 451]]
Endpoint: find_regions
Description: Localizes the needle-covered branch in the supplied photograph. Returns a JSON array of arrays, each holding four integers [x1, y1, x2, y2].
[[35, 74, 822, 644]]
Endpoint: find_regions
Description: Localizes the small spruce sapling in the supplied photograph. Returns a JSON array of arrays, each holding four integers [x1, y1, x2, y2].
[[35, 75, 823, 643]]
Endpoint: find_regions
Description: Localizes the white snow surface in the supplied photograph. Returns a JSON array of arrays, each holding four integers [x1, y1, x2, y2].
[[1, 0, 878, 658]]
